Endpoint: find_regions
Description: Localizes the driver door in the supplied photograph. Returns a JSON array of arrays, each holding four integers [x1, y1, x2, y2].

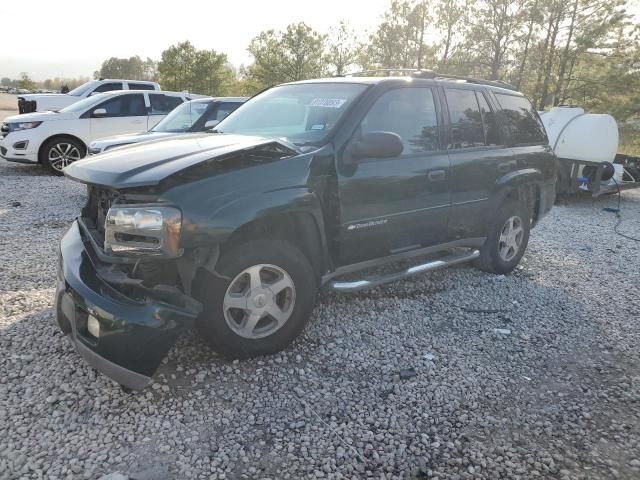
[[87, 93, 149, 141], [337, 86, 451, 265]]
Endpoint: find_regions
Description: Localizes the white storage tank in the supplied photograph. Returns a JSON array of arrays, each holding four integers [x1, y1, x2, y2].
[[539, 106, 618, 163]]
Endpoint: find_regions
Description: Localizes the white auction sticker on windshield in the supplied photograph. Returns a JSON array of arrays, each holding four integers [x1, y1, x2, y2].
[[308, 98, 347, 108]]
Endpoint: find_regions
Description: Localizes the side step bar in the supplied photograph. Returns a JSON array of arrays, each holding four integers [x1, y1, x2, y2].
[[328, 249, 480, 292]]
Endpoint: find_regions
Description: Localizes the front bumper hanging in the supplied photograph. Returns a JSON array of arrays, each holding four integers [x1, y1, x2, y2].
[[55, 220, 201, 390]]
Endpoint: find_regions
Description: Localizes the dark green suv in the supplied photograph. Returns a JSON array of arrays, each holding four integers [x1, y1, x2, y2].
[[57, 71, 557, 390]]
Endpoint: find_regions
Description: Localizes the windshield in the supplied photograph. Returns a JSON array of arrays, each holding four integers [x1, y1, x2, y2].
[[67, 81, 96, 97], [59, 93, 109, 113], [152, 101, 211, 133], [216, 83, 368, 146]]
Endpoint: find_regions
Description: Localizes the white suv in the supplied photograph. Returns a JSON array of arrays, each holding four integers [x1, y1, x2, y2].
[[0, 90, 191, 175], [17, 79, 160, 114]]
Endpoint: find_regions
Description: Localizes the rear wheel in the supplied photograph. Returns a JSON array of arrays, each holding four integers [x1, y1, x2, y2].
[[194, 239, 317, 358], [40, 137, 85, 175], [476, 200, 531, 274]]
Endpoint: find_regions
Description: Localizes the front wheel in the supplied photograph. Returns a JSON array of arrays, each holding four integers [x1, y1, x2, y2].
[[475, 200, 531, 274], [40, 137, 85, 175], [193, 239, 317, 359]]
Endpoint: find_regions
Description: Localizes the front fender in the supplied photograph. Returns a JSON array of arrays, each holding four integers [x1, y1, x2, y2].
[[179, 185, 327, 251]]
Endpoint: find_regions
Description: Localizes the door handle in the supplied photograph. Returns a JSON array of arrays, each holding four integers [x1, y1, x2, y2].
[[428, 170, 446, 182]]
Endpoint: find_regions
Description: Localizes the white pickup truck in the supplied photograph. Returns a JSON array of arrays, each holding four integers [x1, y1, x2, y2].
[[17, 79, 160, 114]]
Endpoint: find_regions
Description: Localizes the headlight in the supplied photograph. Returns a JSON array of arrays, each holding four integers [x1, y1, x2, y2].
[[104, 206, 182, 257], [8, 121, 42, 132]]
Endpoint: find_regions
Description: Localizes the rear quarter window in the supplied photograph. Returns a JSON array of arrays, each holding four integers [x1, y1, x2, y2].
[[495, 93, 547, 145]]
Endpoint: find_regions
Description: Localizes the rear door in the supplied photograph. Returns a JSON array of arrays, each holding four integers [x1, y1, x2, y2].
[[87, 93, 149, 141], [444, 87, 513, 240], [337, 86, 451, 265], [148, 93, 185, 129]]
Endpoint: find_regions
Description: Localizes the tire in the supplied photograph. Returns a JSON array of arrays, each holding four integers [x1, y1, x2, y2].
[[39, 137, 85, 176], [193, 239, 317, 359], [475, 199, 531, 274]]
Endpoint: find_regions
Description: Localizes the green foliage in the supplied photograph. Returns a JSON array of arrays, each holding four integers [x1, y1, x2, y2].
[[94, 56, 157, 81], [245, 22, 327, 89], [158, 41, 233, 96]]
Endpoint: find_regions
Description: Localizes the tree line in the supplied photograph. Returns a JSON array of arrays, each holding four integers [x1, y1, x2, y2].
[[9, 0, 639, 121]]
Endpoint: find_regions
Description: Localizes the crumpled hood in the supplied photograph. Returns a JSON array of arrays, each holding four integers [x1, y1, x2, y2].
[[64, 133, 298, 189], [91, 131, 179, 150], [4, 110, 75, 124]]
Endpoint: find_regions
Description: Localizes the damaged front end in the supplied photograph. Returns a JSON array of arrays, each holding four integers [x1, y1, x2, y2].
[[55, 186, 206, 391]]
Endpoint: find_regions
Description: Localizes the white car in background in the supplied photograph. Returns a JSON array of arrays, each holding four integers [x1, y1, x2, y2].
[[0, 90, 192, 174], [17, 79, 160, 114], [88, 97, 247, 154]]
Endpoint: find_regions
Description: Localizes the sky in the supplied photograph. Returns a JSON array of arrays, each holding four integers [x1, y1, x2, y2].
[[0, 0, 391, 81]]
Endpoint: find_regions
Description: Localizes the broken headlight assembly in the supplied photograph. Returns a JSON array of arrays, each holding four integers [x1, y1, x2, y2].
[[104, 206, 183, 258]]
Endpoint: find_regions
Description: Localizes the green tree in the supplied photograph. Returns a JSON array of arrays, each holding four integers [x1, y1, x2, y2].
[[158, 41, 234, 95], [94, 56, 157, 81], [245, 22, 326, 88], [326, 20, 360, 76]]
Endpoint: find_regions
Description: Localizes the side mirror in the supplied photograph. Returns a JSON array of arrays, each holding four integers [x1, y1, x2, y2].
[[351, 131, 404, 159], [204, 119, 219, 129], [93, 108, 107, 117]]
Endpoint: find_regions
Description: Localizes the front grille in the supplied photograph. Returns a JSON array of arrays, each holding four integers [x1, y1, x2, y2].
[[17, 98, 36, 114]]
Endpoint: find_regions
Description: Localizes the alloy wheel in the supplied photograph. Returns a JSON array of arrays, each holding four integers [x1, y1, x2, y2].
[[48, 143, 82, 172], [223, 264, 296, 339], [498, 215, 524, 262]]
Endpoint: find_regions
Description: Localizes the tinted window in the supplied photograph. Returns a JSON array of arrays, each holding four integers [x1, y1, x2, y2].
[[476, 92, 501, 146], [93, 94, 147, 117], [495, 93, 547, 144], [445, 89, 484, 148], [208, 102, 242, 123], [92, 82, 123, 93], [360, 88, 438, 154], [149, 94, 184, 115], [129, 83, 156, 91]]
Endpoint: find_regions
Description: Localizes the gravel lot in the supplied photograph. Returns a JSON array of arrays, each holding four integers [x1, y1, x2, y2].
[[0, 156, 639, 480]]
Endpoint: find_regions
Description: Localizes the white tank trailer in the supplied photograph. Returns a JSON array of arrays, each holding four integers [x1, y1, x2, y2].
[[539, 106, 640, 196]]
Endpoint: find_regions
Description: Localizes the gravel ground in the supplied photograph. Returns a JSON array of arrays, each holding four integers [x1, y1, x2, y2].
[[1, 159, 639, 480]]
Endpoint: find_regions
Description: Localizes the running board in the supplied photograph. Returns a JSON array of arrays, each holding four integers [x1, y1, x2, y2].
[[328, 249, 480, 292]]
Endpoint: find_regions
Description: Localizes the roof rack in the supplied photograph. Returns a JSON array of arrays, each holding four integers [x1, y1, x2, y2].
[[344, 69, 518, 91]]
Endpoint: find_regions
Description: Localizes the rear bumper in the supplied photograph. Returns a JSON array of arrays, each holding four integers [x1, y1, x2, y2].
[[55, 221, 201, 390]]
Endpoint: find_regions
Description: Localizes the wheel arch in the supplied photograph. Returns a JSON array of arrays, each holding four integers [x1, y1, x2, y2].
[[38, 134, 87, 163], [492, 168, 543, 225]]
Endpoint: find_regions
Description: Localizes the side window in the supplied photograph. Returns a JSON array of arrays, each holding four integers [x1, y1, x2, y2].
[[92, 94, 147, 117], [128, 83, 155, 91], [126, 94, 148, 116], [213, 103, 242, 122], [445, 88, 484, 148], [476, 92, 501, 146], [93, 96, 125, 117], [360, 88, 439, 154], [149, 94, 184, 115], [495, 93, 547, 145], [92, 82, 123, 94]]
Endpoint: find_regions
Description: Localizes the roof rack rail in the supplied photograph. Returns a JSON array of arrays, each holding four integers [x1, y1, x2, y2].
[[343, 68, 518, 91]]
